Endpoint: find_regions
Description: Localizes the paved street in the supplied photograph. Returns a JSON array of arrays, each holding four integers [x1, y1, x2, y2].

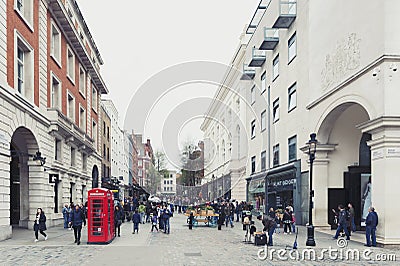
[[0, 214, 399, 265]]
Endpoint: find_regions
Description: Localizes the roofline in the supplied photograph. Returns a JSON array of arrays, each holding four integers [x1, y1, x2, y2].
[[71, 0, 104, 65]]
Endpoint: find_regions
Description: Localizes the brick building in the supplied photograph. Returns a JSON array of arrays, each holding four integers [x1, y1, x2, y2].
[[0, 0, 107, 240]]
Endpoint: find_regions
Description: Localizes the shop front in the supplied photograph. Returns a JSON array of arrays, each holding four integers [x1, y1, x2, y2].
[[266, 161, 303, 224]]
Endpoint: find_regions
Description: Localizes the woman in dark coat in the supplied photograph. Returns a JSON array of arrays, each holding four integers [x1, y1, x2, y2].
[[114, 206, 123, 237], [34, 208, 47, 242]]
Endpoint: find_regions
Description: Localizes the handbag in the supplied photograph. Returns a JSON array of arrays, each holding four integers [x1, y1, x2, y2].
[[118, 219, 122, 226]]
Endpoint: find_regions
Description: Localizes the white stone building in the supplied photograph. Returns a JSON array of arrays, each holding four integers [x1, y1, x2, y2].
[[202, 0, 400, 245], [161, 170, 177, 196]]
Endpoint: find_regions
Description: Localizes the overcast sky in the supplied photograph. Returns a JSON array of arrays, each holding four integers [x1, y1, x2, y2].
[[77, 0, 259, 161]]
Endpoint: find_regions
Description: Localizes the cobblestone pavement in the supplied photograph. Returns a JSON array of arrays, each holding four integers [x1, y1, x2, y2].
[[0, 214, 399, 265]]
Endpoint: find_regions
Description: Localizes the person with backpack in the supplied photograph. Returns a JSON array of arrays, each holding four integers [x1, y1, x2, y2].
[[132, 210, 141, 234], [162, 206, 172, 234], [257, 214, 277, 246], [333, 204, 350, 240]]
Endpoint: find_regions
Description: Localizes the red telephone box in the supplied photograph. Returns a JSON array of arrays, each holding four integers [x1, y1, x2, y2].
[[87, 188, 115, 244]]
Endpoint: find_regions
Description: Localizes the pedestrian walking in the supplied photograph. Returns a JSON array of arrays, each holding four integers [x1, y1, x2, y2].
[[365, 207, 378, 247], [291, 213, 296, 233], [138, 202, 146, 224], [348, 203, 356, 232], [69, 204, 86, 245], [34, 208, 47, 242], [333, 205, 350, 240], [132, 210, 141, 234], [162, 206, 172, 234], [62, 204, 70, 229], [114, 205, 123, 237], [283, 208, 292, 234], [151, 214, 159, 232]]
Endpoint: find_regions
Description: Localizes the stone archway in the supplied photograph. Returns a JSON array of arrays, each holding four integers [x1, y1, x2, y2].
[[10, 126, 39, 228], [311, 102, 371, 227], [92, 165, 99, 188]]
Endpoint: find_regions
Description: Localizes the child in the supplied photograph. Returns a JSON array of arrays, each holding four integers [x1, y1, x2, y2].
[[132, 210, 140, 234], [151, 214, 159, 232]]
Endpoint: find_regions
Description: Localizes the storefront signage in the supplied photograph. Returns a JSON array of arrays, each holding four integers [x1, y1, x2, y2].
[[271, 178, 296, 187]]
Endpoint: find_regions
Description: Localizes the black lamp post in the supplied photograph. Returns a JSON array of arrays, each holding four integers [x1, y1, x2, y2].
[[306, 133, 317, 246]]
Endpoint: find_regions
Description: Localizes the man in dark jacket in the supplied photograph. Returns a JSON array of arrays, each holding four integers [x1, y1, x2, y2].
[[365, 207, 378, 247], [333, 205, 350, 240], [162, 206, 172, 234], [258, 215, 276, 246], [69, 205, 86, 245]]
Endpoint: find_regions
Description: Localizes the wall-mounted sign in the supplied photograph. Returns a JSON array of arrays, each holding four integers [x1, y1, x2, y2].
[[387, 147, 400, 158], [372, 149, 384, 160]]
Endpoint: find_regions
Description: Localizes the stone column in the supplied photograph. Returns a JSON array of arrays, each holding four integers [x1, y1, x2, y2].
[[0, 142, 11, 240], [302, 144, 336, 228], [359, 117, 400, 245], [27, 161, 45, 230]]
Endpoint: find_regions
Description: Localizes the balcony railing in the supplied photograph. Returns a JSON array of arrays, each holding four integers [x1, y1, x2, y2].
[[249, 47, 266, 67], [240, 64, 256, 80], [259, 28, 279, 50], [273, 1, 297, 28]]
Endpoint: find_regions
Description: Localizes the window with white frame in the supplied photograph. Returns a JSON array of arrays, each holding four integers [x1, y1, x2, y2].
[[67, 92, 75, 121], [288, 83, 297, 112], [261, 151, 266, 171], [67, 46, 75, 82], [251, 120, 256, 139], [51, 73, 61, 110], [92, 86, 97, 112], [138, 169, 142, 177], [273, 55, 279, 81], [70, 146, 76, 167], [50, 22, 61, 65], [261, 72, 266, 93], [273, 144, 280, 167], [288, 135, 297, 162], [261, 110, 266, 131], [288, 33, 297, 63], [15, 0, 33, 29], [251, 85, 255, 104], [15, 32, 34, 101], [251, 156, 256, 174], [79, 65, 85, 96], [79, 106, 86, 131], [273, 98, 280, 123]]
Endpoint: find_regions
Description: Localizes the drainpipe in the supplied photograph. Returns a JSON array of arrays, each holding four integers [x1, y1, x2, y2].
[[265, 85, 271, 214]]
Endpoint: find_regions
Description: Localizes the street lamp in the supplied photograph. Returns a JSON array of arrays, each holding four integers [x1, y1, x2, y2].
[[306, 133, 317, 246]]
